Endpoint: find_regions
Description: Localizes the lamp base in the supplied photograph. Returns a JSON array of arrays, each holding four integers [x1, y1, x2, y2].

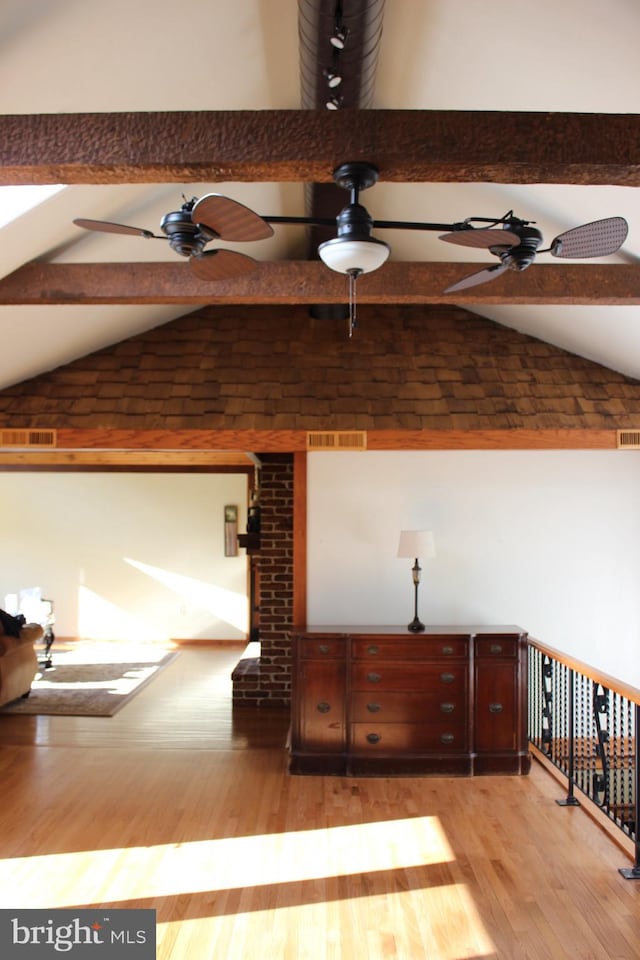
[[407, 617, 425, 633]]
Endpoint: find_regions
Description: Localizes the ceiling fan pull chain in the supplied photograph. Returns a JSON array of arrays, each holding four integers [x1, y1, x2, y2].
[[348, 269, 360, 338]]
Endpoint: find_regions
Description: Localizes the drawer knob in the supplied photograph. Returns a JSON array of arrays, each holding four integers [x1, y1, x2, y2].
[[366, 733, 381, 744], [318, 644, 330, 654], [441, 645, 454, 655], [367, 644, 379, 655], [440, 702, 455, 714], [366, 702, 381, 713], [440, 672, 455, 684], [440, 733, 455, 744], [490, 643, 503, 655], [489, 702, 504, 714], [316, 701, 331, 714], [367, 672, 382, 683]]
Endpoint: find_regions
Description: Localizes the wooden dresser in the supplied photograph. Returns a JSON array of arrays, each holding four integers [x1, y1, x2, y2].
[[289, 626, 531, 777]]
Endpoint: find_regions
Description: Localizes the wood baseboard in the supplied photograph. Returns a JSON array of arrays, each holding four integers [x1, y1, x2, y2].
[[171, 638, 248, 647]]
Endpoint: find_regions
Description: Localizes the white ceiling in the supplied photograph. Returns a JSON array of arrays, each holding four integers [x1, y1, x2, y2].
[[1, 0, 639, 388]]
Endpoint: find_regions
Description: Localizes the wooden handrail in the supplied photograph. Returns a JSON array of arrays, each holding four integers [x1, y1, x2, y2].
[[528, 636, 640, 706]]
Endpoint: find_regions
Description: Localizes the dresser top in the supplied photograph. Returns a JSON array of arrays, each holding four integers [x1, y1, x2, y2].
[[293, 625, 527, 637]]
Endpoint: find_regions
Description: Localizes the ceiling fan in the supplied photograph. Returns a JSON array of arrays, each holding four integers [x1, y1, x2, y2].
[[73, 162, 629, 335], [73, 194, 275, 281]]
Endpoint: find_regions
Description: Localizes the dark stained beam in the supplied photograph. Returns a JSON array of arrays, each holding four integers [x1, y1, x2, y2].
[[2, 261, 639, 305], [1, 110, 640, 185], [299, 0, 384, 110], [299, 0, 386, 254]]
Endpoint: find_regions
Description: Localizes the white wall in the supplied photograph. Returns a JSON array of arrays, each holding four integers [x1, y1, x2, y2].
[[0, 472, 249, 642], [308, 450, 640, 686]]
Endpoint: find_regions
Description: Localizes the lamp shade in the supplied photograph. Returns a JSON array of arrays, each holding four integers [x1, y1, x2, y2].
[[397, 529, 435, 559], [318, 236, 390, 275]]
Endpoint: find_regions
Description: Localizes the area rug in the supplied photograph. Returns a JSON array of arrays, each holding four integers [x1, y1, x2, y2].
[[0, 645, 178, 717]]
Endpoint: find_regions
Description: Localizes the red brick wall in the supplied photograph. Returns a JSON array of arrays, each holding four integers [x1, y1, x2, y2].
[[232, 454, 293, 706]]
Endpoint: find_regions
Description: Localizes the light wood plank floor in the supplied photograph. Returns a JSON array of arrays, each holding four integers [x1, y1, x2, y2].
[[0, 645, 639, 959]]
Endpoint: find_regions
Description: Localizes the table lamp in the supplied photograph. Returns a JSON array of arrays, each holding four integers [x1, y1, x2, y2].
[[397, 530, 436, 632]]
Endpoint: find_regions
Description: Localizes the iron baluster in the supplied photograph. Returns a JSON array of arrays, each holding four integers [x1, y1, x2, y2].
[[577, 672, 588, 797], [556, 666, 580, 807], [592, 681, 611, 810], [624, 699, 636, 836], [541, 655, 553, 755]]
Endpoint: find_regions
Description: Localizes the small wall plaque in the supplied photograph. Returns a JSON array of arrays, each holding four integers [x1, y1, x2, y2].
[[224, 504, 238, 556]]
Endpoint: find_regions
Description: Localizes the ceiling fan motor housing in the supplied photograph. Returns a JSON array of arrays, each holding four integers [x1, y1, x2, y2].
[[495, 224, 543, 271], [332, 162, 379, 244], [160, 204, 211, 258], [335, 202, 374, 241]]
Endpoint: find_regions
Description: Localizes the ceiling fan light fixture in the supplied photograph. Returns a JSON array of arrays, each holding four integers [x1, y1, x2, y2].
[[318, 169, 390, 276], [318, 236, 390, 275]]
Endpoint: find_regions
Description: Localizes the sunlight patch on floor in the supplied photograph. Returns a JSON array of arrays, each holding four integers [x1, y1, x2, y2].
[[0, 818, 454, 898], [156, 884, 496, 960], [0, 818, 495, 958], [46, 640, 175, 664], [31, 664, 162, 696]]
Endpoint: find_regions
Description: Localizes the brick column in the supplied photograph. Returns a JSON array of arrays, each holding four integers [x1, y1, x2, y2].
[[232, 453, 293, 707]]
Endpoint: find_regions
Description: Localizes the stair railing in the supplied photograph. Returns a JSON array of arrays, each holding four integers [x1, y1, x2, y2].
[[528, 638, 640, 879]]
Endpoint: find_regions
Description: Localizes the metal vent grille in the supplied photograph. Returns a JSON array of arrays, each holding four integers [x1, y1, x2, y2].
[[617, 429, 640, 449], [0, 429, 57, 448], [307, 431, 367, 451]]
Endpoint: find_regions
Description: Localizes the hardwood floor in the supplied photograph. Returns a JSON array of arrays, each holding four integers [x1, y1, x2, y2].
[[0, 645, 638, 959]]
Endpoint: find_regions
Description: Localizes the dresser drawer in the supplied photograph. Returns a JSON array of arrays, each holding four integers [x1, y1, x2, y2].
[[351, 662, 466, 691], [352, 637, 468, 660], [351, 690, 467, 724], [351, 722, 468, 753], [475, 636, 519, 659], [298, 636, 346, 659]]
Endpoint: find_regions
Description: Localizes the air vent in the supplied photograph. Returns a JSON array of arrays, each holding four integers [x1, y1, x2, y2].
[[0, 429, 57, 448], [307, 430, 367, 451], [617, 430, 640, 449]]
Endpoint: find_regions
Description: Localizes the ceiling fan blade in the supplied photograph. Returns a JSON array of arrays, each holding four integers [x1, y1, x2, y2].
[[191, 195, 273, 242], [73, 218, 159, 239], [439, 227, 521, 249], [550, 216, 628, 259], [444, 263, 509, 294], [190, 249, 258, 281]]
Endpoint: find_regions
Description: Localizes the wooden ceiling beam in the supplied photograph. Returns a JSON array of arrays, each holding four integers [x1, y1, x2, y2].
[[2, 260, 639, 305], [1, 110, 640, 185], [0, 428, 620, 456]]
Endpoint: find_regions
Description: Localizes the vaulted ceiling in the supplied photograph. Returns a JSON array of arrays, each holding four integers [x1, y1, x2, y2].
[[1, 0, 639, 389]]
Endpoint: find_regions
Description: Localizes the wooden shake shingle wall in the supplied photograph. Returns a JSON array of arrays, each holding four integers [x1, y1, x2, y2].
[[0, 305, 638, 431]]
